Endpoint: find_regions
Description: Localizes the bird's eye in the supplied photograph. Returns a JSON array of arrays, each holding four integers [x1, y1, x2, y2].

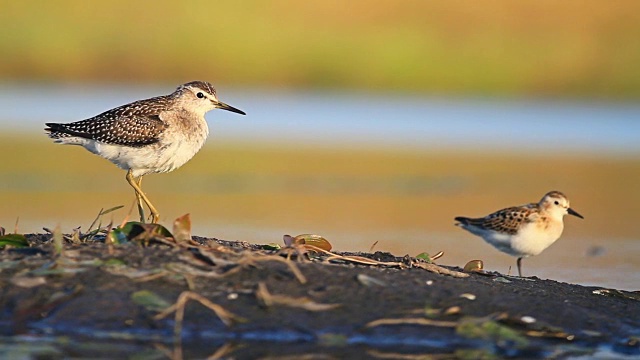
[[196, 92, 205, 99], [554, 200, 559, 205]]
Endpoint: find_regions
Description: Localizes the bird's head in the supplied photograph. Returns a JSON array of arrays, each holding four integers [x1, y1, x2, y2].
[[174, 81, 246, 117], [540, 191, 583, 220]]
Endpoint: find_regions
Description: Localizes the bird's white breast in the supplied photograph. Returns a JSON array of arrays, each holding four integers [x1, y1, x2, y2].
[[509, 220, 564, 257]]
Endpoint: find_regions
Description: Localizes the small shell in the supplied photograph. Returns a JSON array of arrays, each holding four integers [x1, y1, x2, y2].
[[294, 234, 332, 251], [521, 316, 536, 324], [430, 251, 445, 261], [444, 306, 461, 315], [357, 274, 387, 287], [460, 293, 476, 300], [463, 260, 484, 272]]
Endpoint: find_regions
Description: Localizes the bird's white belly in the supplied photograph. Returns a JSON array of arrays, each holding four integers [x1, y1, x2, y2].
[[509, 222, 564, 257], [76, 133, 207, 177], [476, 230, 520, 256]]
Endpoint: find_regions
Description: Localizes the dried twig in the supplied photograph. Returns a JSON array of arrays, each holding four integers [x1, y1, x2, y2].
[[366, 317, 457, 328], [154, 291, 244, 339], [305, 245, 405, 267], [412, 261, 469, 278], [207, 342, 243, 360], [244, 254, 307, 284], [256, 282, 340, 311]]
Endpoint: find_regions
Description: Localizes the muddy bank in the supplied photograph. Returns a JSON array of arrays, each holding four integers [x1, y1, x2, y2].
[[0, 232, 639, 359]]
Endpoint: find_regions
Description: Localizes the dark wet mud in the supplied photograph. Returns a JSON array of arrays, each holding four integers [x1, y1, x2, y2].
[[0, 233, 639, 359]]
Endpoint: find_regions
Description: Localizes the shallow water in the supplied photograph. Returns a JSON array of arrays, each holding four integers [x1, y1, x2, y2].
[[1, 82, 640, 154], [0, 83, 638, 291]]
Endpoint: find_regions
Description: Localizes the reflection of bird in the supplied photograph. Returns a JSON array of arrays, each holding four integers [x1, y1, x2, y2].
[[455, 191, 583, 277], [45, 81, 245, 223]]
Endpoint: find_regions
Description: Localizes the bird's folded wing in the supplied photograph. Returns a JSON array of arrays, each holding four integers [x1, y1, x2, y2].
[[479, 205, 537, 235], [47, 112, 168, 147]]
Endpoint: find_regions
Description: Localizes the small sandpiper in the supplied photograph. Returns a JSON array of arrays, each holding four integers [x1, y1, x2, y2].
[[454, 191, 583, 277], [45, 81, 245, 223]]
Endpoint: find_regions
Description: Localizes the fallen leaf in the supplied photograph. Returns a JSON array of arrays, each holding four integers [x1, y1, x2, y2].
[[0, 233, 29, 248], [131, 290, 171, 312], [172, 214, 192, 243], [11, 276, 47, 288]]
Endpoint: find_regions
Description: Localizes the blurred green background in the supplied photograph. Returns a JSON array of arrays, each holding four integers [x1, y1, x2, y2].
[[0, 0, 639, 289], [2, 0, 639, 97]]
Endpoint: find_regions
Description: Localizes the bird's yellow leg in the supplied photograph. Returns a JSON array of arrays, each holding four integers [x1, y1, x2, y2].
[[126, 171, 160, 224], [134, 177, 146, 222]]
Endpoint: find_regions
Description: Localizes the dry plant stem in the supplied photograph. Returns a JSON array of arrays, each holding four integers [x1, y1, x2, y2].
[[256, 282, 340, 311], [307, 245, 404, 266], [366, 317, 458, 328], [134, 271, 170, 282], [245, 254, 307, 284], [369, 240, 379, 253], [304, 245, 468, 278], [167, 261, 242, 279], [154, 291, 242, 339], [85, 208, 103, 235], [152, 343, 174, 360], [256, 282, 274, 307], [121, 202, 134, 228], [154, 342, 183, 360], [367, 349, 450, 360], [412, 262, 469, 278], [207, 342, 241, 360]]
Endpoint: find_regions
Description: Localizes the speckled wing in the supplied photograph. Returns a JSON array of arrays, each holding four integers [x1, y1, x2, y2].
[[456, 203, 537, 235], [45, 97, 169, 147]]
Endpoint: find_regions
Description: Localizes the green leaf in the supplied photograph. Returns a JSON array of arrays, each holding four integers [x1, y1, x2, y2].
[[119, 222, 173, 243], [0, 234, 29, 248], [106, 228, 128, 244], [131, 290, 171, 312], [103, 258, 127, 266], [119, 221, 144, 235], [416, 252, 433, 263], [100, 205, 124, 215], [456, 316, 529, 348], [261, 243, 281, 250]]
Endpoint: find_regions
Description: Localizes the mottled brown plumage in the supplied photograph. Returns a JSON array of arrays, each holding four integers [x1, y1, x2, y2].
[[455, 203, 536, 235], [45, 81, 245, 223], [455, 191, 583, 277]]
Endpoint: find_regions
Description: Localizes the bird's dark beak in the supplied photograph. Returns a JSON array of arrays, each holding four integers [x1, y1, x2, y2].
[[568, 207, 584, 219], [215, 100, 246, 115]]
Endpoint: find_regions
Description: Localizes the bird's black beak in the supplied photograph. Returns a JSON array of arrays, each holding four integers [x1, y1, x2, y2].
[[568, 207, 584, 219], [215, 100, 246, 115]]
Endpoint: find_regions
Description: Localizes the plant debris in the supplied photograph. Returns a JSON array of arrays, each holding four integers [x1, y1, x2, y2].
[[0, 216, 638, 359]]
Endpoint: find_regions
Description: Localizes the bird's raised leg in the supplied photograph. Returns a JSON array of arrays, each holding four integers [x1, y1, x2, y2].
[[126, 170, 160, 223], [517, 257, 523, 277]]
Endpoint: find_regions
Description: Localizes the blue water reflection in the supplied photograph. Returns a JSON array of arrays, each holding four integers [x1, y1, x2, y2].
[[0, 82, 638, 154]]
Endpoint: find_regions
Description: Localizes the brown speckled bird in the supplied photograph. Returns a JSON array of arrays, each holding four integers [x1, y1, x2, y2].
[[455, 191, 583, 277], [45, 81, 245, 223]]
